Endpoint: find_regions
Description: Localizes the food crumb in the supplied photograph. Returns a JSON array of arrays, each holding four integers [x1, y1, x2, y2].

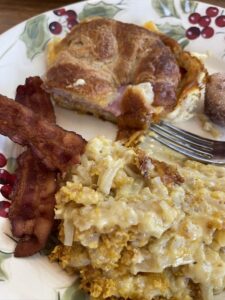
[[198, 113, 221, 139]]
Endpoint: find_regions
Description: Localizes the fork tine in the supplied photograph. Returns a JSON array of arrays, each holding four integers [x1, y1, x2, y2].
[[151, 126, 213, 158], [151, 124, 213, 153], [151, 134, 218, 164], [160, 121, 214, 147]]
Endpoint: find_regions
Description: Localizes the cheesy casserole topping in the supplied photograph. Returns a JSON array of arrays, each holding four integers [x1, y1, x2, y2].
[[51, 136, 225, 300]]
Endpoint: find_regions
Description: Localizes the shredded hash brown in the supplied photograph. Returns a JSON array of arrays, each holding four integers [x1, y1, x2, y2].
[[50, 136, 225, 300]]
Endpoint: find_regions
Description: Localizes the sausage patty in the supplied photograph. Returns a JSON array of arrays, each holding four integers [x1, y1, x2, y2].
[[205, 73, 225, 126]]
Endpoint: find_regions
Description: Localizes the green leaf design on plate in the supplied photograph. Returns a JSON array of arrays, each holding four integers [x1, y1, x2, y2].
[[157, 23, 189, 48], [0, 40, 18, 62], [6, 157, 17, 174], [59, 281, 89, 300], [179, 39, 189, 49], [180, 0, 198, 14], [152, 0, 179, 18], [78, 1, 122, 20], [157, 22, 185, 40], [20, 15, 50, 60], [0, 251, 12, 281], [62, 283, 89, 300]]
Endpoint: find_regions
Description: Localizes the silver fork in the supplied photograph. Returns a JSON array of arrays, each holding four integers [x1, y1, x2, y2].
[[150, 121, 225, 165]]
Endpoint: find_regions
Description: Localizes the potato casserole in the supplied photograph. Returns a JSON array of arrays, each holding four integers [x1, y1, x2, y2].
[[50, 136, 225, 300]]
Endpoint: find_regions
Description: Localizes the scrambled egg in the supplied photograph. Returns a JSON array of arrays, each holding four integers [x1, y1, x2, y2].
[[50, 136, 225, 300]]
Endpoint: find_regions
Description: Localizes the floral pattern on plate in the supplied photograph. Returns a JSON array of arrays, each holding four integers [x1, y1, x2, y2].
[[0, 250, 12, 281], [0, 0, 126, 62], [150, 0, 225, 58], [0, 155, 17, 219], [0, 0, 225, 300]]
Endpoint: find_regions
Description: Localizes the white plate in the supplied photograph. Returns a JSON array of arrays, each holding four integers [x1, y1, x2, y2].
[[0, 0, 225, 299]]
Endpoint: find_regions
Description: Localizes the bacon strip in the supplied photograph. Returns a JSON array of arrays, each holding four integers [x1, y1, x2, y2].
[[8, 77, 57, 257], [15, 77, 56, 123], [10, 150, 57, 257], [0, 93, 86, 172], [7, 77, 86, 257]]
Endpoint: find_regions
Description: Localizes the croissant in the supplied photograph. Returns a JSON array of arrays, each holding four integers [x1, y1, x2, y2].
[[44, 17, 206, 129]]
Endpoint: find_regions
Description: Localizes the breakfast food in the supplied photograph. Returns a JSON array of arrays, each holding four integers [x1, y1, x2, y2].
[[10, 151, 57, 257], [15, 76, 56, 122], [0, 12, 224, 300], [0, 94, 86, 171], [44, 17, 206, 128], [0, 79, 87, 256], [50, 136, 225, 300], [205, 72, 225, 126], [9, 77, 57, 257]]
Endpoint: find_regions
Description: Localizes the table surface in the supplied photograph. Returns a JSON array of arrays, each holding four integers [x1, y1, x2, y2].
[[0, 0, 225, 34]]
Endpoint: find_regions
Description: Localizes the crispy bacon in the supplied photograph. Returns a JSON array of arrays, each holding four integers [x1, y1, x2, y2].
[[15, 76, 56, 123], [9, 151, 57, 257], [7, 77, 86, 257], [0, 93, 86, 172], [8, 77, 57, 257]]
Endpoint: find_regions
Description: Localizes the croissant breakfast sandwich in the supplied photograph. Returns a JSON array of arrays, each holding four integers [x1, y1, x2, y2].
[[44, 17, 207, 129]]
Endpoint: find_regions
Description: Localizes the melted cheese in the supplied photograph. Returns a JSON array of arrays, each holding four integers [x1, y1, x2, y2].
[[51, 136, 225, 300]]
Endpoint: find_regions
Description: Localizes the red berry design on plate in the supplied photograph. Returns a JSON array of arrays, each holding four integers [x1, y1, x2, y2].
[[0, 169, 11, 185], [189, 13, 201, 24], [186, 27, 201, 40], [206, 7, 219, 17], [0, 201, 11, 218], [201, 26, 214, 38], [53, 8, 66, 16], [67, 19, 78, 30], [49, 21, 62, 35], [50, 8, 78, 34], [65, 10, 77, 20], [187, 7, 223, 40], [215, 15, 225, 27], [1, 184, 12, 200], [0, 169, 16, 185], [0, 153, 7, 168], [198, 16, 211, 27]]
